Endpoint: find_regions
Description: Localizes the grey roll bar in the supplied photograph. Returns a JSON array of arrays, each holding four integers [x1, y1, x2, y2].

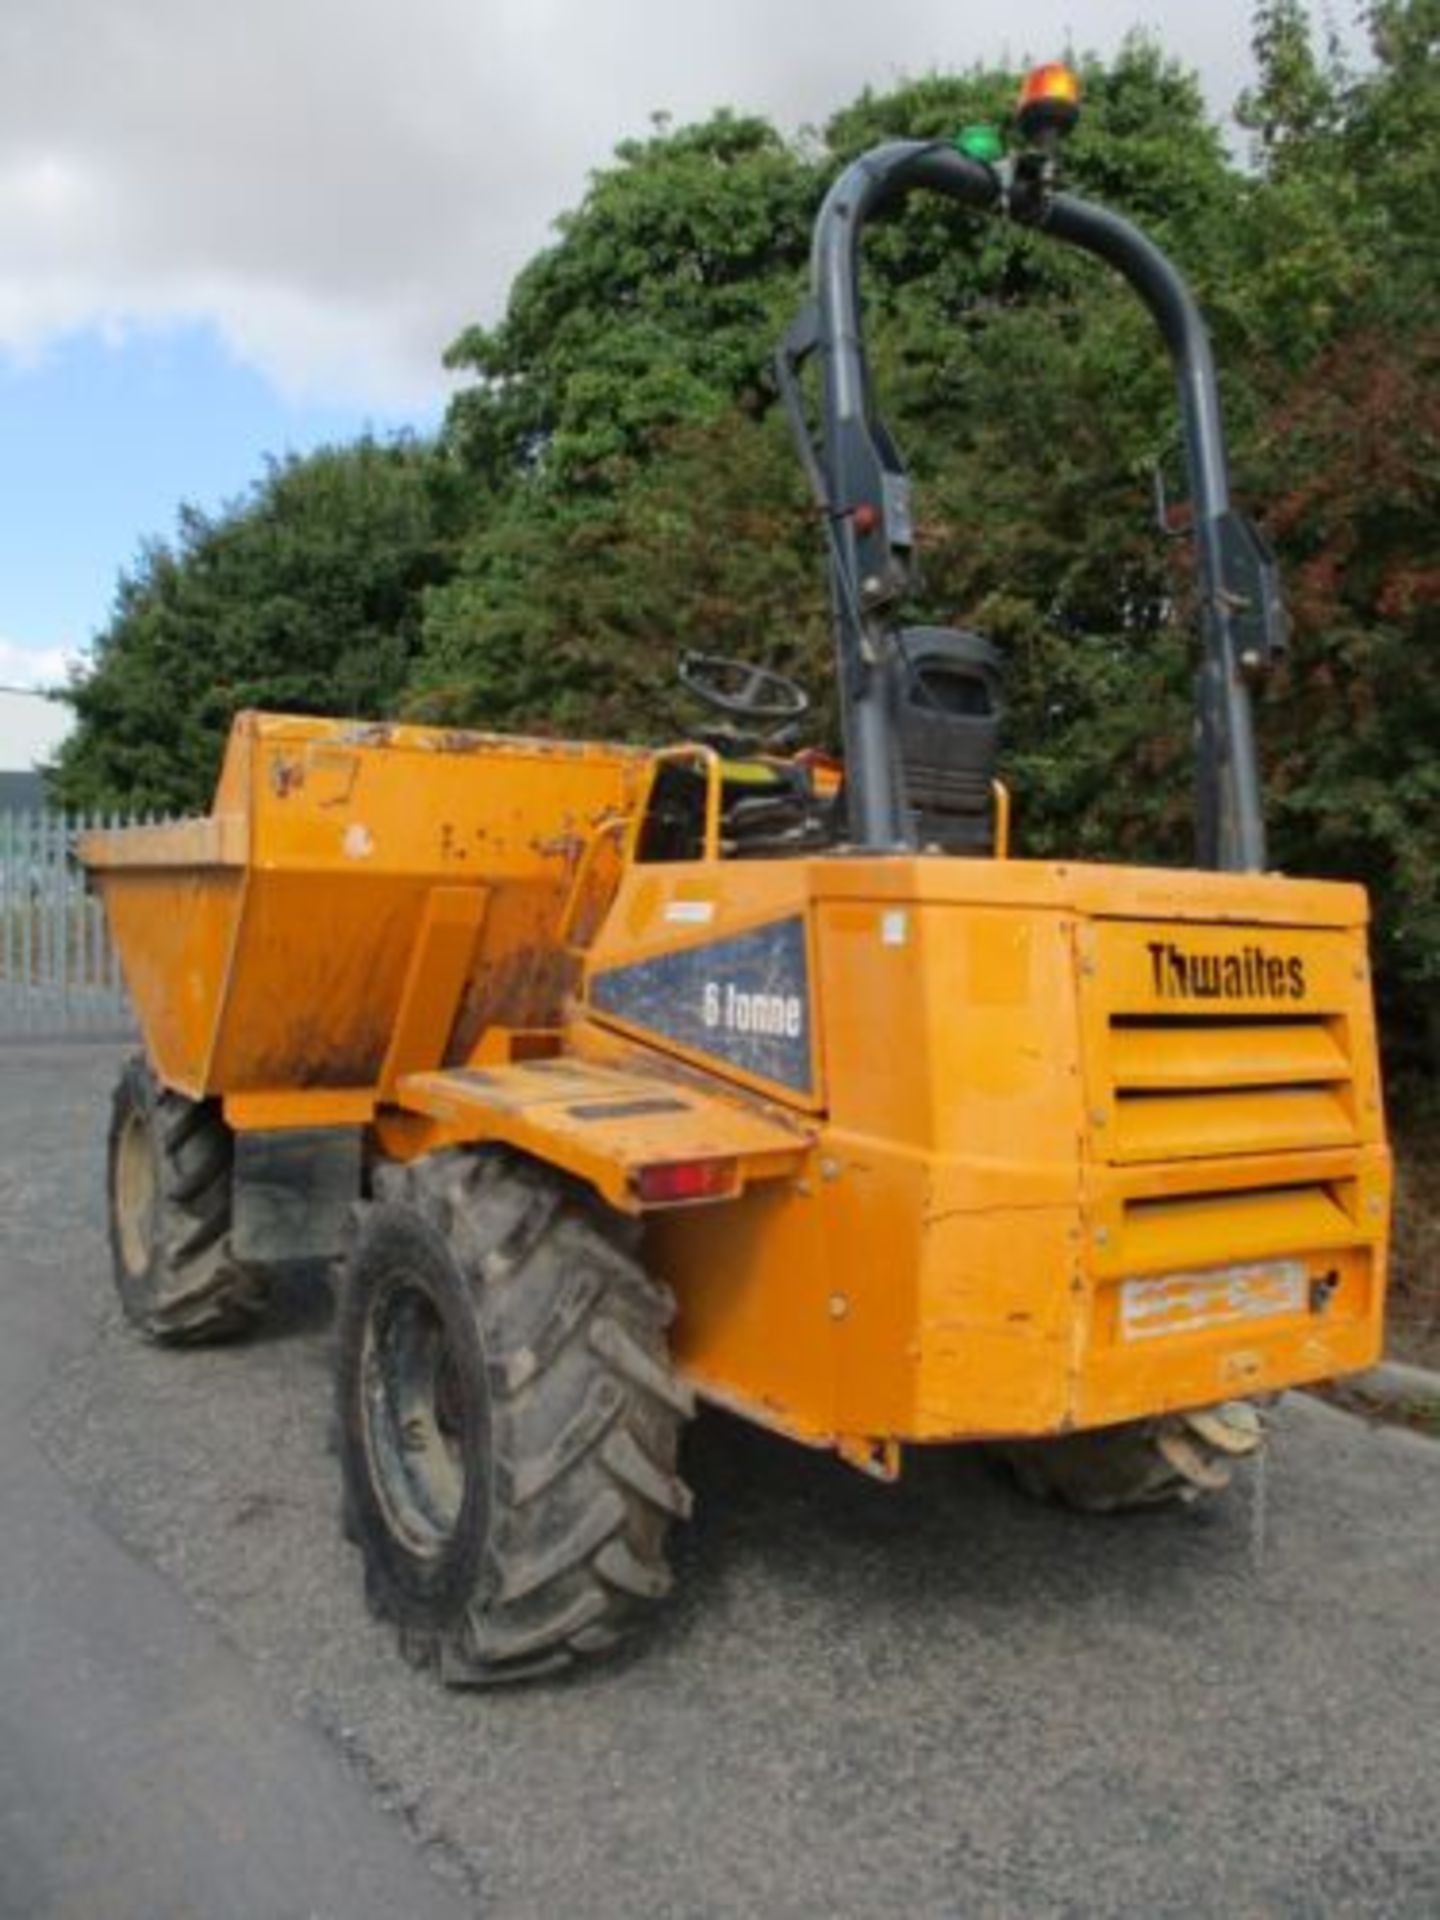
[[776, 140, 1270, 871]]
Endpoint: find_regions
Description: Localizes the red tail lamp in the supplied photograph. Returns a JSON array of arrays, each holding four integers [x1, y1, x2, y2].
[[1016, 62, 1081, 143], [634, 1157, 739, 1205]]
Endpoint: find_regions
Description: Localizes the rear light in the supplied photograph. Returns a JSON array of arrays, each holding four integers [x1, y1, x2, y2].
[[633, 1158, 738, 1205]]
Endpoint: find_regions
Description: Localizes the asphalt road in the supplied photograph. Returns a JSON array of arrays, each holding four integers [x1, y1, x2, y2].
[[0, 1042, 474, 1920], [4, 1040, 1440, 1918]]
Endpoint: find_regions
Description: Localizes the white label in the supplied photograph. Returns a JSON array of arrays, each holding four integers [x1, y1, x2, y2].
[[881, 909, 908, 948], [664, 900, 715, 925], [701, 980, 803, 1039], [1120, 1259, 1308, 1341]]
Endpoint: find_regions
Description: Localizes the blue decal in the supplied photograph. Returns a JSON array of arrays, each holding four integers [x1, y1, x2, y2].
[[589, 917, 812, 1095]]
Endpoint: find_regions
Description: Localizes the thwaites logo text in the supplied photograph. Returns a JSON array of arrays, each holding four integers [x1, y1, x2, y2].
[[1147, 940, 1307, 1002]]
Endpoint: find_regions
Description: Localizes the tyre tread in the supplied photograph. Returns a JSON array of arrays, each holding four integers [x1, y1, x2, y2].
[[997, 1405, 1264, 1513], [106, 1055, 267, 1343], [339, 1147, 690, 1684]]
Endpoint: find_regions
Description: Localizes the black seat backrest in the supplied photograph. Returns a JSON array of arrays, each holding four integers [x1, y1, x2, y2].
[[891, 626, 1003, 852]]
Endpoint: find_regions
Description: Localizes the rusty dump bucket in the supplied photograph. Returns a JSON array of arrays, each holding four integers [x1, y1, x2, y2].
[[81, 712, 647, 1099]]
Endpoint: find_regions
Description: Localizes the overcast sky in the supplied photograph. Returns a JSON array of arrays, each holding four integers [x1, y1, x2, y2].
[[0, 0, 1365, 756], [1, 0, 1330, 406]]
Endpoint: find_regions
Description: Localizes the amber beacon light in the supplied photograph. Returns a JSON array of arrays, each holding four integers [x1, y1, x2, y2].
[[1016, 61, 1082, 143]]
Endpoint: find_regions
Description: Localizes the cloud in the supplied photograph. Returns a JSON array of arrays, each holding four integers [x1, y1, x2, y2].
[[0, 637, 78, 692], [0, 642, 76, 768], [0, 0, 1348, 409]]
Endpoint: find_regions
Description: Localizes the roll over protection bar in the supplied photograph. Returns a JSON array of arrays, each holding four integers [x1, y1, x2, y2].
[[776, 140, 1276, 871]]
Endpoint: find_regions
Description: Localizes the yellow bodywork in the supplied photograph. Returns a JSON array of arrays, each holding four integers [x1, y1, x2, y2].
[[583, 859, 1386, 1455], [84, 712, 649, 1099], [82, 712, 1390, 1465]]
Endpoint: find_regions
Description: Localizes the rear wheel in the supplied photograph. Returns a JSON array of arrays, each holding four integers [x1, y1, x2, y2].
[[337, 1149, 693, 1684], [996, 1402, 1265, 1512], [106, 1054, 267, 1342]]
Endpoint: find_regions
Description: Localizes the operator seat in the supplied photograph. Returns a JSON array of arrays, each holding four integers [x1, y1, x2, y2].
[[892, 626, 1004, 853]]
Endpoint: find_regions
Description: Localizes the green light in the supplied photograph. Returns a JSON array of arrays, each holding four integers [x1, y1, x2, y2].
[[955, 123, 1004, 164]]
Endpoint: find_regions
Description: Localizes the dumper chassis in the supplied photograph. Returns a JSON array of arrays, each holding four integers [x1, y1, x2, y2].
[[85, 69, 1390, 1682]]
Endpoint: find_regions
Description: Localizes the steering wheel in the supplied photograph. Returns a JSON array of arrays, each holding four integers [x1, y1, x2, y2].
[[678, 652, 810, 723]]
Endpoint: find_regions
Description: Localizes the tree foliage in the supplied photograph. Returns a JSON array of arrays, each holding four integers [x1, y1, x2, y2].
[[53, 439, 454, 813], [54, 5, 1439, 1056], [440, 113, 817, 488]]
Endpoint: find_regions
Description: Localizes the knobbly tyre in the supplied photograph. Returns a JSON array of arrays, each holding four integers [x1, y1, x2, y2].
[[84, 65, 1390, 1683]]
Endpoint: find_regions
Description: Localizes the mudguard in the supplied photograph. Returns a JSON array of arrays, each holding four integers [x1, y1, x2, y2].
[[388, 1057, 811, 1213]]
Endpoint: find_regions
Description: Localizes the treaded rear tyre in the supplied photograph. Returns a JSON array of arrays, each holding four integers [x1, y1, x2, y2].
[[336, 1148, 693, 1684], [106, 1054, 268, 1342], [996, 1403, 1265, 1513]]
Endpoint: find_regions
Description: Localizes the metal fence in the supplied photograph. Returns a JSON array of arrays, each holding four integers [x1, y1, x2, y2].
[[0, 810, 135, 1037]]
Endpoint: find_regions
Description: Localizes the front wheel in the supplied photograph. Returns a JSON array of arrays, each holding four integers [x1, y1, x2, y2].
[[106, 1055, 267, 1342], [336, 1149, 693, 1684]]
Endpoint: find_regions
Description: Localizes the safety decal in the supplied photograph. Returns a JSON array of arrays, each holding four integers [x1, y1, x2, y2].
[[588, 916, 812, 1095]]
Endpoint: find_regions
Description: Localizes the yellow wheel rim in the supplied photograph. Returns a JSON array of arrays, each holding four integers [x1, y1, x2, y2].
[[114, 1108, 157, 1277]]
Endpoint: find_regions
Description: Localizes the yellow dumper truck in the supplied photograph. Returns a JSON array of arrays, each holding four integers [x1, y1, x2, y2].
[[85, 67, 1389, 1682]]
